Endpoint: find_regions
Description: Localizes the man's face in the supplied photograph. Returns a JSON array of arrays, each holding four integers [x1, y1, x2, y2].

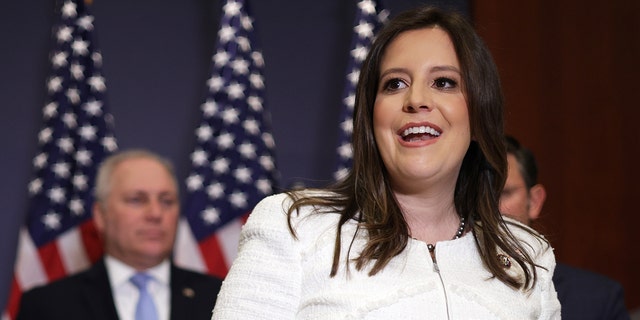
[[500, 154, 534, 225], [94, 157, 179, 270]]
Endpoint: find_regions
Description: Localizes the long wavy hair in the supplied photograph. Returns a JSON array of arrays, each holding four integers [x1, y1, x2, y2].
[[287, 6, 544, 290]]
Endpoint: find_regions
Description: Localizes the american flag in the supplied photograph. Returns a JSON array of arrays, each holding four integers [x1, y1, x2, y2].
[[3, 0, 117, 319], [173, 0, 279, 279], [334, 0, 388, 180]]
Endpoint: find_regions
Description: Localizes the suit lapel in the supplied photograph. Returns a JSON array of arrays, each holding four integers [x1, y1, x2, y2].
[[80, 259, 121, 320], [169, 265, 197, 320]]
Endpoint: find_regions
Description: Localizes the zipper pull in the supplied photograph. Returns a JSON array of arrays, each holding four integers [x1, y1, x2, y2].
[[427, 244, 439, 272]]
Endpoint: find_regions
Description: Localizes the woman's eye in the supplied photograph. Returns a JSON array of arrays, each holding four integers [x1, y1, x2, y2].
[[433, 77, 457, 89], [383, 78, 407, 91]]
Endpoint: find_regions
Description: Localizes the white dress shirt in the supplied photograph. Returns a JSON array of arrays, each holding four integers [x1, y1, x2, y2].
[[104, 256, 171, 320]]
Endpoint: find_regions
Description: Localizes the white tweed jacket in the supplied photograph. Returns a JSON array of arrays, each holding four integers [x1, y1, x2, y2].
[[212, 192, 561, 320]]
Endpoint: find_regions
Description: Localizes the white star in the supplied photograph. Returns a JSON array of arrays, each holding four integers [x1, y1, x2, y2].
[[249, 73, 264, 89], [47, 76, 63, 93], [38, 127, 53, 144], [72, 174, 88, 190], [233, 166, 252, 184], [207, 75, 225, 93], [102, 136, 118, 152], [262, 132, 275, 149], [212, 50, 230, 68], [240, 15, 254, 31], [344, 94, 355, 109], [66, 87, 81, 105], [42, 212, 62, 230], [196, 124, 213, 141], [28, 178, 42, 195], [341, 117, 353, 134], [334, 167, 350, 181], [226, 82, 245, 100], [69, 198, 84, 216], [33, 153, 48, 169], [217, 132, 235, 150], [51, 51, 68, 68], [201, 207, 220, 225], [243, 119, 259, 135], [231, 58, 249, 75], [70, 62, 85, 80], [76, 15, 94, 31], [88, 75, 106, 92], [83, 100, 103, 116], [62, 112, 77, 128], [53, 162, 71, 178], [57, 136, 74, 153], [221, 107, 240, 124], [201, 100, 219, 117], [218, 25, 236, 43], [229, 191, 248, 208], [56, 26, 73, 43], [223, 0, 242, 16], [207, 183, 225, 199], [79, 125, 97, 140], [358, 0, 376, 15], [251, 51, 264, 67], [338, 142, 353, 160], [351, 45, 369, 63], [259, 155, 275, 171], [75, 149, 92, 166], [92, 52, 103, 66], [43, 102, 58, 119], [236, 36, 251, 52], [255, 179, 272, 194], [212, 157, 230, 174], [48, 186, 66, 203], [247, 96, 263, 112], [71, 39, 89, 56], [354, 21, 374, 39], [61, 1, 77, 19], [238, 143, 256, 159], [347, 68, 360, 86], [186, 174, 204, 191], [191, 149, 208, 166]]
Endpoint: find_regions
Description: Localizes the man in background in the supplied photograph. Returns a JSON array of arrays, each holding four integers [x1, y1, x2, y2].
[[500, 135, 630, 320], [17, 149, 222, 320]]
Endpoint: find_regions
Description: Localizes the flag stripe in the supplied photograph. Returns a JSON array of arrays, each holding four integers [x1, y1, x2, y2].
[[199, 235, 229, 279], [57, 227, 90, 274], [14, 229, 47, 290], [37, 241, 66, 282]]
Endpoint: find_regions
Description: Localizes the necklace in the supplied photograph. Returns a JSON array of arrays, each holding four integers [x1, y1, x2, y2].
[[425, 216, 466, 252]]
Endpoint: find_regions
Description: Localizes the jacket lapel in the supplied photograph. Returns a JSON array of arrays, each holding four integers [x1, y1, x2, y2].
[[80, 259, 121, 320]]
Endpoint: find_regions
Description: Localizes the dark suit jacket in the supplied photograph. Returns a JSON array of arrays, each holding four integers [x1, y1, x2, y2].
[[554, 263, 630, 320], [16, 259, 222, 320]]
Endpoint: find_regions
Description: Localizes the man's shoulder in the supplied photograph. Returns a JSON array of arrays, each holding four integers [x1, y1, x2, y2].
[[554, 262, 623, 290], [172, 264, 223, 288]]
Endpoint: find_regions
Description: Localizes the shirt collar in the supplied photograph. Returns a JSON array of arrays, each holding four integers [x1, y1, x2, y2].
[[104, 255, 171, 288]]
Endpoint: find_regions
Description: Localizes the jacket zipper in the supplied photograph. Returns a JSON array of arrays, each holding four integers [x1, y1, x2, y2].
[[428, 243, 452, 320]]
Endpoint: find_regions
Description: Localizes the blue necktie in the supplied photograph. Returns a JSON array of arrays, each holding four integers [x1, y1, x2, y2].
[[130, 273, 159, 320]]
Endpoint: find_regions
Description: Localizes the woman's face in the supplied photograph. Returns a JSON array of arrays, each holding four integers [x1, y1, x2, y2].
[[373, 27, 470, 194]]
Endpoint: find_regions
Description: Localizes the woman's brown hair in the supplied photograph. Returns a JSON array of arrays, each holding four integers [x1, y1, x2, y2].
[[287, 6, 545, 290]]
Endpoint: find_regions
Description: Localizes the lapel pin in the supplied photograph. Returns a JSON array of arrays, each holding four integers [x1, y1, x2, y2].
[[183, 287, 195, 298]]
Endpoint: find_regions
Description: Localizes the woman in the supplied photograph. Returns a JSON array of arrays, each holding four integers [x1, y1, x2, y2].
[[212, 6, 560, 319]]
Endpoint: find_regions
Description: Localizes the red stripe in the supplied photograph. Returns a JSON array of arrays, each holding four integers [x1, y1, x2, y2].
[[198, 234, 229, 279], [240, 211, 250, 224], [79, 220, 103, 264], [6, 276, 21, 320], [37, 241, 66, 281]]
